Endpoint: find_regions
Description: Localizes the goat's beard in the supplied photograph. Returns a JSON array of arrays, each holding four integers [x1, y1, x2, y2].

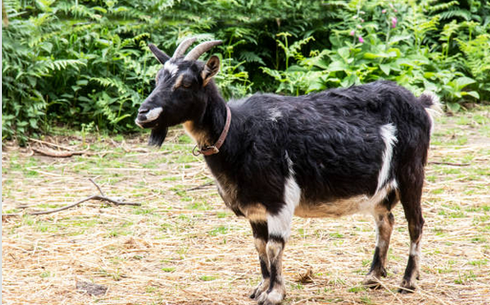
[[148, 126, 168, 147]]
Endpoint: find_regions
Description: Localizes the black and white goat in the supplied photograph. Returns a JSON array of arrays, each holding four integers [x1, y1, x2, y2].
[[135, 38, 441, 305]]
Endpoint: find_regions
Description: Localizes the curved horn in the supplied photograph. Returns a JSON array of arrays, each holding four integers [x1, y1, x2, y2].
[[184, 40, 222, 61], [172, 37, 197, 58], [148, 43, 170, 64]]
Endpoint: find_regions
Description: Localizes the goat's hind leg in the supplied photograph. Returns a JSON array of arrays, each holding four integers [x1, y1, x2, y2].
[[398, 167, 425, 293], [363, 190, 398, 288]]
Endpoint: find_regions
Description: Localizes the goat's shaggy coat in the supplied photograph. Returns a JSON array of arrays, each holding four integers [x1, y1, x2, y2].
[[136, 39, 441, 305]]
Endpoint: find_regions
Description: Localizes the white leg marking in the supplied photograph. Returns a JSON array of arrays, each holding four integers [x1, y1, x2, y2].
[[410, 242, 419, 256], [267, 153, 301, 240], [267, 176, 300, 240], [377, 124, 397, 192]]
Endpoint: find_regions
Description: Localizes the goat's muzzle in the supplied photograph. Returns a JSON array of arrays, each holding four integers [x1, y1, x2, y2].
[[135, 107, 163, 129], [135, 107, 167, 147]]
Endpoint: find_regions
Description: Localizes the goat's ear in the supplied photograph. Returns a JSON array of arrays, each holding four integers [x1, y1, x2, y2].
[[148, 43, 170, 65], [202, 55, 220, 87]]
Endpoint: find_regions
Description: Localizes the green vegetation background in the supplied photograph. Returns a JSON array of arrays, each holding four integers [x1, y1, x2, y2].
[[2, 0, 490, 144]]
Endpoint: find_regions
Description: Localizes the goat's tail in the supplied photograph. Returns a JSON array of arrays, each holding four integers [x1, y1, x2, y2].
[[419, 92, 443, 134]]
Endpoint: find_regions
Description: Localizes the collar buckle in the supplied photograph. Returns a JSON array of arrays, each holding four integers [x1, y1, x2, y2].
[[192, 145, 219, 156], [192, 106, 231, 157]]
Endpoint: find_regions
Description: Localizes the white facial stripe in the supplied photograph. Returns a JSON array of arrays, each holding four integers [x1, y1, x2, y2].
[[145, 107, 163, 121], [377, 124, 397, 193], [164, 61, 179, 76]]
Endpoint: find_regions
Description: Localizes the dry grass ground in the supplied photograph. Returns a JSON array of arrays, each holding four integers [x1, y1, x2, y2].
[[2, 106, 490, 305]]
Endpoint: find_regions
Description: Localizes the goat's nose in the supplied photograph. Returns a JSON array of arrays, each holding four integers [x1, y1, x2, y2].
[[138, 108, 149, 115]]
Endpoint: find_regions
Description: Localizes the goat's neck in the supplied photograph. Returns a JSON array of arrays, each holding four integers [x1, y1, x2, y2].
[[183, 82, 229, 149]]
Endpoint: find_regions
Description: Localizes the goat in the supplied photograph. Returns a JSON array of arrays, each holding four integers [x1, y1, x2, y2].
[[135, 37, 441, 305]]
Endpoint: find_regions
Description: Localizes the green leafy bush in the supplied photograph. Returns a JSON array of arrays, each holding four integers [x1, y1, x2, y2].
[[2, 0, 157, 144], [2, 0, 490, 144], [258, 0, 490, 107]]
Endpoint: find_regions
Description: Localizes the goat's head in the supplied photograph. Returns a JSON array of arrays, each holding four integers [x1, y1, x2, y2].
[[136, 38, 222, 146]]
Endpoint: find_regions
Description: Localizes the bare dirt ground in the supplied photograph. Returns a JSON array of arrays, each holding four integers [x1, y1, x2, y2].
[[2, 106, 490, 305]]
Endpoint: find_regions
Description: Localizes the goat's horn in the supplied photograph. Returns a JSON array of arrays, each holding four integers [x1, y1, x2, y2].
[[184, 40, 222, 61], [173, 37, 197, 58]]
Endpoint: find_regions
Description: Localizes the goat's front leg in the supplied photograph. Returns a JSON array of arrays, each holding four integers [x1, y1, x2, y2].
[[254, 206, 294, 305], [249, 221, 270, 300], [258, 235, 286, 305]]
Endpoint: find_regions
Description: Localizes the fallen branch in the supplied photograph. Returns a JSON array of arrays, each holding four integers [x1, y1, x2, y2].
[[429, 161, 471, 167], [29, 137, 75, 151], [2, 179, 141, 219], [31, 146, 89, 158]]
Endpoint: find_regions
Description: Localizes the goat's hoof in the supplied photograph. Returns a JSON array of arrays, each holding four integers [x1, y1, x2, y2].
[[362, 274, 382, 289], [398, 279, 418, 294], [249, 288, 258, 300], [257, 293, 284, 305], [256, 285, 286, 305], [250, 279, 270, 300]]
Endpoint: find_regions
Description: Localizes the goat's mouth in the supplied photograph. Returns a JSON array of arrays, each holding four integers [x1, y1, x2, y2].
[[135, 118, 158, 129]]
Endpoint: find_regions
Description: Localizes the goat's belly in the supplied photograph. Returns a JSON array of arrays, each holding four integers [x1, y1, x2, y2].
[[294, 195, 380, 218]]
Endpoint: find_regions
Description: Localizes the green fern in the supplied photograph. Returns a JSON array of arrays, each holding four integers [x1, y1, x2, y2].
[[428, 1, 460, 13], [45, 59, 87, 72], [90, 77, 128, 94], [2, 0, 490, 142], [440, 9, 471, 21], [457, 34, 490, 82]]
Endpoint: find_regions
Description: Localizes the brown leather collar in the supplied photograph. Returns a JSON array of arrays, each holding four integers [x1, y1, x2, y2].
[[193, 105, 231, 156]]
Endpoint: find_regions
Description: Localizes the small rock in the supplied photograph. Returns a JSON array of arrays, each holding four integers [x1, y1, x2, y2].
[[76, 280, 108, 296]]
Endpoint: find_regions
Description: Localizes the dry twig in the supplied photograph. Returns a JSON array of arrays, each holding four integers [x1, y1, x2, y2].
[[428, 161, 471, 167], [89, 178, 105, 196], [185, 181, 215, 191], [2, 179, 140, 219]]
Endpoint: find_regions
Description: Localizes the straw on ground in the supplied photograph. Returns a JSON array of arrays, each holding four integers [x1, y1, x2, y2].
[[2, 106, 490, 305]]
